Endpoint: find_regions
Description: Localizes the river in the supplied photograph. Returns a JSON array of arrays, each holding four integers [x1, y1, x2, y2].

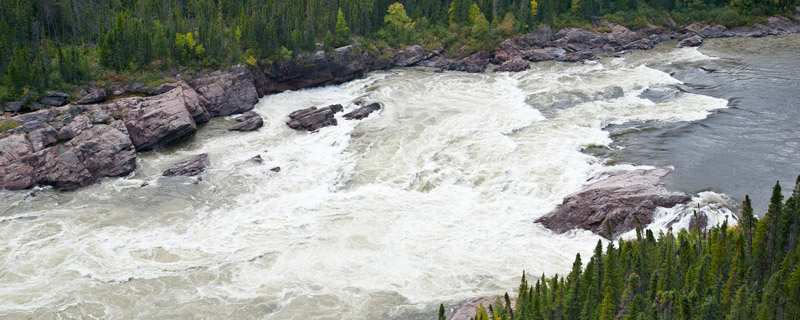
[[1, 35, 797, 319]]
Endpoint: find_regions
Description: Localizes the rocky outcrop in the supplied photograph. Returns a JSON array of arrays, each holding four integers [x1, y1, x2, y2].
[[188, 66, 259, 117], [76, 88, 107, 105], [229, 111, 264, 132], [343, 102, 382, 120], [494, 57, 531, 72], [447, 51, 491, 73], [286, 104, 344, 132], [536, 168, 692, 239], [392, 45, 434, 67], [116, 85, 202, 151], [0, 119, 136, 191], [162, 153, 209, 177], [39, 92, 70, 107]]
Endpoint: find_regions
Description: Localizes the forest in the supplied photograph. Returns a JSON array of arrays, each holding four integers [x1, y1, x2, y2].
[[1, 0, 798, 103], [445, 178, 800, 320]]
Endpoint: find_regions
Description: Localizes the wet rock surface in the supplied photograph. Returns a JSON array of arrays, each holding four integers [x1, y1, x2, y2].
[[343, 102, 382, 120], [494, 57, 531, 72], [536, 168, 692, 239], [229, 111, 264, 132], [286, 104, 343, 132], [162, 153, 209, 177]]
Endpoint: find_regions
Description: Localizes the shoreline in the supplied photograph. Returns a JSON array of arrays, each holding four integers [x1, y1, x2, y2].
[[2, 15, 800, 192]]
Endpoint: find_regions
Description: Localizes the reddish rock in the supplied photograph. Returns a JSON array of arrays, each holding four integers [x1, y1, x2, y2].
[[188, 66, 259, 117], [494, 57, 530, 72], [163, 153, 209, 177], [287, 104, 343, 132], [343, 102, 382, 120], [536, 168, 691, 239]]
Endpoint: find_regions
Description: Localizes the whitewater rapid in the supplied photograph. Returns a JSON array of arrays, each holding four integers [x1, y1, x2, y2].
[[1, 45, 734, 319]]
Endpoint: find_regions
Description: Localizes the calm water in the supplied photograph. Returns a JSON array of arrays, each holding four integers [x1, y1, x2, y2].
[[1, 35, 795, 319], [596, 34, 800, 213]]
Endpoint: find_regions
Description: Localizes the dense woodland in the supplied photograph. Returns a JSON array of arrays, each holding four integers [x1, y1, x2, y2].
[[1, 0, 798, 103], [445, 178, 800, 320]]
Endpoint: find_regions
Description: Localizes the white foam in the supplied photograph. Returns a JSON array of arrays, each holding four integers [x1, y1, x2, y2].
[[0, 48, 734, 319]]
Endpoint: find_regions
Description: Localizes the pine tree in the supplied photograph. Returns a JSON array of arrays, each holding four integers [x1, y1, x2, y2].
[[335, 8, 351, 47]]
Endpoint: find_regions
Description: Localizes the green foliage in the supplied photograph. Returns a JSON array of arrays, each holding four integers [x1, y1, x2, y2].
[[385, 3, 415, 33], [0, 119, 21, 132], [451, 176, 800, 320], [335, 9, 351, 47]]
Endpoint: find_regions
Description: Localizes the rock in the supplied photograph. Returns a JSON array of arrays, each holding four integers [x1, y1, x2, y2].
[[229, 112, 264, 132], [700, 24, 732, 38], [257, 49, 370, 95], [148, 83, 179, 95], [76, 88, 107, 105], [270, 167, 281, 173], [552, 28, 607, 52], [178, 82, 212, 124], [494, 57, 530, 72], [557, 52, 595, 62], [0, 121, 137, 191], [343, 102, 382, 120], [447, 51, 491, 73], [57, 115, 92, 140], [523, 47, 563, 62], [767, 16, 800, 35], [418, 56, 451, 69], [65, 121, 137, 181], [163, 153, 209, 177], [535, 168, 692, 239], [39, 92, 70, 107], [250, 155, 264, 164], [286, 104, 343, 132], [622, 38, 654, 51], [5, 101, 24, 114], [28, 102, 48, 111], [125, 82, 146, 93], [116, 85, 201, 151], [188, 66, 259, 117], [605, 25, 642, 48], [28, 126, 57, 152], [450, 296, 513, 320], [392, 45, 432, 67], [677, 35, 703, 48]]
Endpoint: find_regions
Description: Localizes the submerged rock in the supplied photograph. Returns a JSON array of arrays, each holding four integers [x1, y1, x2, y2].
[[536, 168, 692, 239], [163, 153, 209, 177], [286, 104, 343, 132], [343, 102, 381, 120]]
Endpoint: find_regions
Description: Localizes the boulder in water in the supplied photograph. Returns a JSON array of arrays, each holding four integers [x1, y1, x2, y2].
[[343, 102, 381, 120], [535, 168, 692, 239], [677, 35, 703, 48], [286, 104, 343, 132], [229, 111, 264, 132], [163, 153, 209, 177], [494, 57, 530, 72]]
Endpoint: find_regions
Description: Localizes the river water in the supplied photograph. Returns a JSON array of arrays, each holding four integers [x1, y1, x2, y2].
[[0, 35, 796, 319]]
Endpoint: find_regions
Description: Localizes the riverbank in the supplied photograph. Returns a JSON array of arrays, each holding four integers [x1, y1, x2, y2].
[[3, 13, 799, 192]]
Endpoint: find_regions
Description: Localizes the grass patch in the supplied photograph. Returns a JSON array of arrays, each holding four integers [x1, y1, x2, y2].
[[0, 120, 22, 133]]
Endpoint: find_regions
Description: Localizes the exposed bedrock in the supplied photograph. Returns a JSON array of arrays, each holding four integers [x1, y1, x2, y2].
[[535, 168, 692, 239]]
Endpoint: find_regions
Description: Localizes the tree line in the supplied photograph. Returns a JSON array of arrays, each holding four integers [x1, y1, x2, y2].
[[443, 177, 800, 320], [1, 0, 797, 102]]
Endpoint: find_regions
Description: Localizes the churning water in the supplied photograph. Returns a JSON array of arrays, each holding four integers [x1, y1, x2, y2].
[[3, 35, 796, 319]]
